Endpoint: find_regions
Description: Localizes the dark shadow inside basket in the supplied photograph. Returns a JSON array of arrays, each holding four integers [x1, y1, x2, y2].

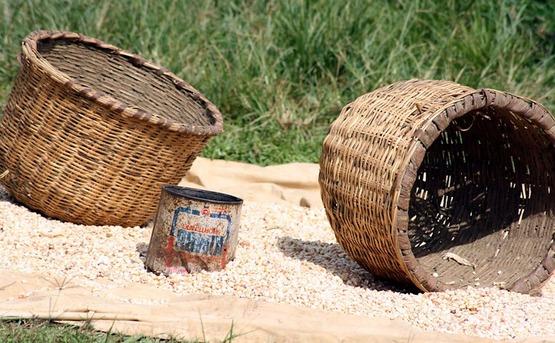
[[37, 40, 215, 127], [408, 105, 555, 289]]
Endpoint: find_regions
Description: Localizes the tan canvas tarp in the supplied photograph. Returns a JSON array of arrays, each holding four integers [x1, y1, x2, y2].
[[2, 270, 550, 343], [180, 158, 323, 208], [0, 158, 553, 342]]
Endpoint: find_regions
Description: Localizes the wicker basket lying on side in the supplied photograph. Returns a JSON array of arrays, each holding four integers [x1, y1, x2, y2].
[[0, 31, 223, 227], [319, 80, 555, 293]]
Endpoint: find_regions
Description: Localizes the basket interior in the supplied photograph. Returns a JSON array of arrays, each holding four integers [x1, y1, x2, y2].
[[37, 40, 215, 127], [408, 106, 555, 289]]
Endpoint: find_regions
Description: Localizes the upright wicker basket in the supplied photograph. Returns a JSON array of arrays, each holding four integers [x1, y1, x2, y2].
[[0, 31, 223, 227], [319, 80, 555, 293]]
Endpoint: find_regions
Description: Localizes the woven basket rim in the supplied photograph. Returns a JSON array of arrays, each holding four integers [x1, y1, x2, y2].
[[391, 83, 555, 292], [20, 30, 223, 136]]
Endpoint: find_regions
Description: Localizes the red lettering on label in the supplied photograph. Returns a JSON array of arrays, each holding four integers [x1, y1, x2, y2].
[[181, 223, 223, 236]]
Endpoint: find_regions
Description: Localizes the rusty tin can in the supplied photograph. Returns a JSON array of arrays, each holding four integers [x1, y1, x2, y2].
[[145, 185, 243, 275]]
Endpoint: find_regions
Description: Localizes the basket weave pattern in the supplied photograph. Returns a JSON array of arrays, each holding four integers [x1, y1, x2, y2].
[[0, 31, 222, 227], [319, 80, 555, 293]]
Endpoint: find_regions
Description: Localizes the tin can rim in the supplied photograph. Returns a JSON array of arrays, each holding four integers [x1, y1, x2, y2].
[[163, 185, 243, 205]]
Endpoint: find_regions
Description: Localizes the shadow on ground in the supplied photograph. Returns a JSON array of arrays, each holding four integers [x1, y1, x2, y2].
[[277, 236, 416, 293], [136, 242, 149, 262]]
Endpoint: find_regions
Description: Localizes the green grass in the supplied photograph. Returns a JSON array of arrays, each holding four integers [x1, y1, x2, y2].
[[1, 0, 554, 165], [0, 318, 241, 342], [0, 319, 186, 342]]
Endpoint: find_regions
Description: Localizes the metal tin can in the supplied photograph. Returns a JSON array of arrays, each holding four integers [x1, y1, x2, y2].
[[145, 185, 243, 274]]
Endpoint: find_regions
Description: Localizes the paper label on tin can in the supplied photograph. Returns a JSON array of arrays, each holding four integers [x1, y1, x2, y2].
[[170, 207, 232, 256]]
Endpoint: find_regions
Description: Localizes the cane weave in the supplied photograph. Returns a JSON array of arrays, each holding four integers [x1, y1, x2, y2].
[[0, 31, 222, 227], [319, 80, 555, 293]]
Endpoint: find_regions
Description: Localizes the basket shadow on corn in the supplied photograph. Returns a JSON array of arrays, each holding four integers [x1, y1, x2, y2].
[[277, 236, 415, 292]]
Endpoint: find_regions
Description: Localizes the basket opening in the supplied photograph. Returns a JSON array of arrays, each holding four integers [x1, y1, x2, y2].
[[37, 40, 216, 128], [407, 105, 555, 289]]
